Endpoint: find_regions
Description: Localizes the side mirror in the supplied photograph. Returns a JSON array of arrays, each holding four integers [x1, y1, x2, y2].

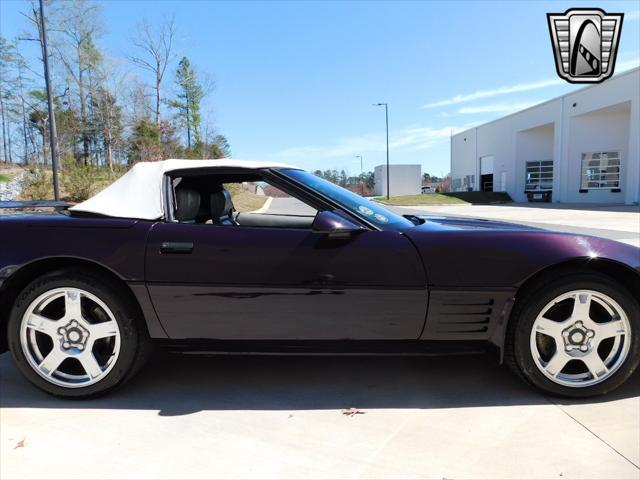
[[312, 210, 366, 239]]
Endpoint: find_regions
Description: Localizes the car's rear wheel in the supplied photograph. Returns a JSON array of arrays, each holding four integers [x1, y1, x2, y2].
[[8, 270, 150, 398], [506, 272, 640, 397]]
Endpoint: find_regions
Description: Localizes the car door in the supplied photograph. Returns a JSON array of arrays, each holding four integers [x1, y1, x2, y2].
[[145, 214, 427, 341]]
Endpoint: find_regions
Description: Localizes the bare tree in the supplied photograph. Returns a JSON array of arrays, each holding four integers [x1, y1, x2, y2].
[[129, 17, 176, 125], [49, 0, 103, 165], [126, 75, 152, 123], [1, 36, 39, 165], [0, 92, 8, 163], [15, 2, 48, 164], [93, 59, 127, 170], [16, 60, 32, 164], [0, 38, 9, 162]]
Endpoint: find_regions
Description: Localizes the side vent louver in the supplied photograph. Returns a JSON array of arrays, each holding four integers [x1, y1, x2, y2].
[[438, 299, 493, 333], [423, 291, 514, 340]]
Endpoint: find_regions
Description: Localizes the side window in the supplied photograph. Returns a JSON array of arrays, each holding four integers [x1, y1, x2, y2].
[[224, 182, 315, 215], [226, 181, 318, 229], [224, 182, 270, 214], [171, 173, 318, 229]]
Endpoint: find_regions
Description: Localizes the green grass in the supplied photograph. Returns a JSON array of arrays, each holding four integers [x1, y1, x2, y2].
[[0, 174, 11, 183], [374, 191, 512, 206], [225, 183, 268, 212], [375, 193, 467, 205]]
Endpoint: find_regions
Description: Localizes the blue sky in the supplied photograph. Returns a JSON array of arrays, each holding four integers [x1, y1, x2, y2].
[[1, 0, 639, 176]]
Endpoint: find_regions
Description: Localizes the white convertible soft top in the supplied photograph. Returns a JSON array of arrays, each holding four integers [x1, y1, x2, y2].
[[70, 159, 298, 220]]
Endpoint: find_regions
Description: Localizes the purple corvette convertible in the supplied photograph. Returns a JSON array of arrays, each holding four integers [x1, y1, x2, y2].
[[1, 160, 638, 398]]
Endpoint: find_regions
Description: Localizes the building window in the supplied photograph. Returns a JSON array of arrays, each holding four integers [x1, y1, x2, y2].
[[452, 175, 475, 192], [581, 152, 621, 189], [525, 160, 553, 192], [465, 174, 475, 191]]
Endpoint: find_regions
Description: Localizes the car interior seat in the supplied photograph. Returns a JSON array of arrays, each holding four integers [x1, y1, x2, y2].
[[174, 188, 201, 223], [210, 188, 236, 225]]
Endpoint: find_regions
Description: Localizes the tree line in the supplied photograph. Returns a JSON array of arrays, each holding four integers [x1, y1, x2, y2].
[[313, 169, 375, 195], [0, 0, 230, 170]]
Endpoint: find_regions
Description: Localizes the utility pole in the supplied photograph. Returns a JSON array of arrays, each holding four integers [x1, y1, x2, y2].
[[374, 103, 389, 199], [355, 155, 364, 195], [39, 0, 60, 200]]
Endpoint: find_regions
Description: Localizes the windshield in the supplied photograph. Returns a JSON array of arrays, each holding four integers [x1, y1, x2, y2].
[[281, 169, 414, 231]]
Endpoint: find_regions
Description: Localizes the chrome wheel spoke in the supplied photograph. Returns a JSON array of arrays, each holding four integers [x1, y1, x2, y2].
[[534, 317, 564, 342], [39, 348, 67, 377], [79, 353, 103, 379], [90, 321, 118, 340], [571, 292, 592, 320], [582, 353, 609, 379], [25, 313, 59, 338], [544, 352, 569, 377], [596, 319, 625, 340], [64, 290, 83, 320]]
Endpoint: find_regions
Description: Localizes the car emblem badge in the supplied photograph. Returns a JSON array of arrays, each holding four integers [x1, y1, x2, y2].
[[547, 8, 624, 83]]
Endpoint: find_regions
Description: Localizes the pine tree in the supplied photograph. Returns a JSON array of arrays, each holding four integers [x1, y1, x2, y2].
[[129, 117, 162, 163], [212, 134, 230, 158], [169, 57, 203, 149]]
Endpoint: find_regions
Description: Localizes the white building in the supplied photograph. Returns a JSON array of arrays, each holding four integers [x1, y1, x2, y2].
[[374, 164, 421, 197], [451, 68, 639, 204]]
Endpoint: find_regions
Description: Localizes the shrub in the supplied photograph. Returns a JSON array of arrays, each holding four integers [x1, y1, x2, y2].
[[62, 162, 101, 201], [18, 162, 129, 202], [61, 162, 127, 201], [21, 168, 53, 200]]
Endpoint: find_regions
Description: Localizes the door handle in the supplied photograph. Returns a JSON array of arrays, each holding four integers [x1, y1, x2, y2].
[[160, 242, 194, 254]]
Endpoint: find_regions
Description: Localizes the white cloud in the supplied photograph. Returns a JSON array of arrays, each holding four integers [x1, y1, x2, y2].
[[272, 124, 475, 160], [422, 78, 563, 109], [423, 52, 639, 112], [456, 101, 539, 114]]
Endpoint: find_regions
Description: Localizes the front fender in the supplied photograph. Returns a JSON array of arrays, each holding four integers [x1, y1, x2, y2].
[[403, 228, 640, 288]]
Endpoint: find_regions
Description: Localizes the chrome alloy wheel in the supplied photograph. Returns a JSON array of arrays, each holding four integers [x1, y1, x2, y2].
[[530, 289, 631, 388], [19, 288, 121, 388]]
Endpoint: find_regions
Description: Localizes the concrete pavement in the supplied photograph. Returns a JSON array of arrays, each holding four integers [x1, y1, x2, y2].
[[1, 352, 639, 479], [1, 199, 639, 479]]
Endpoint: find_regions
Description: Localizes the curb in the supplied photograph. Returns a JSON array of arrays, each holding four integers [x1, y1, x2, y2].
[[251, 196, 273, 214]]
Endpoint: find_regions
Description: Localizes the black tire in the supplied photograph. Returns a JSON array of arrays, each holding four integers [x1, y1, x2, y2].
[[505, 271, 640, 398], [7, 269, 151, 399]]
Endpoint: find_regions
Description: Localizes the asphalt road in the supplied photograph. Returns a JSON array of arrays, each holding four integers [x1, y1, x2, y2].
[[266, 196, 640, 245], [263, 196, 318, 215]]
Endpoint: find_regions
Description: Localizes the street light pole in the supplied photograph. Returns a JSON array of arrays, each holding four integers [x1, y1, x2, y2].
[[374, 103, 389, 199], [39, 0, 60, 200], [354, 155, 363, 195]]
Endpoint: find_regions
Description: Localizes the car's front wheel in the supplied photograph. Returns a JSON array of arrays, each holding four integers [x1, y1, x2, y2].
[[506, 272, 640, 397], [8, 269, 150, 398]]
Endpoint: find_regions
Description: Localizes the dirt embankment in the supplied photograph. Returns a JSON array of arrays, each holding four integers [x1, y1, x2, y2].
[[0, 165, 27, 201]]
